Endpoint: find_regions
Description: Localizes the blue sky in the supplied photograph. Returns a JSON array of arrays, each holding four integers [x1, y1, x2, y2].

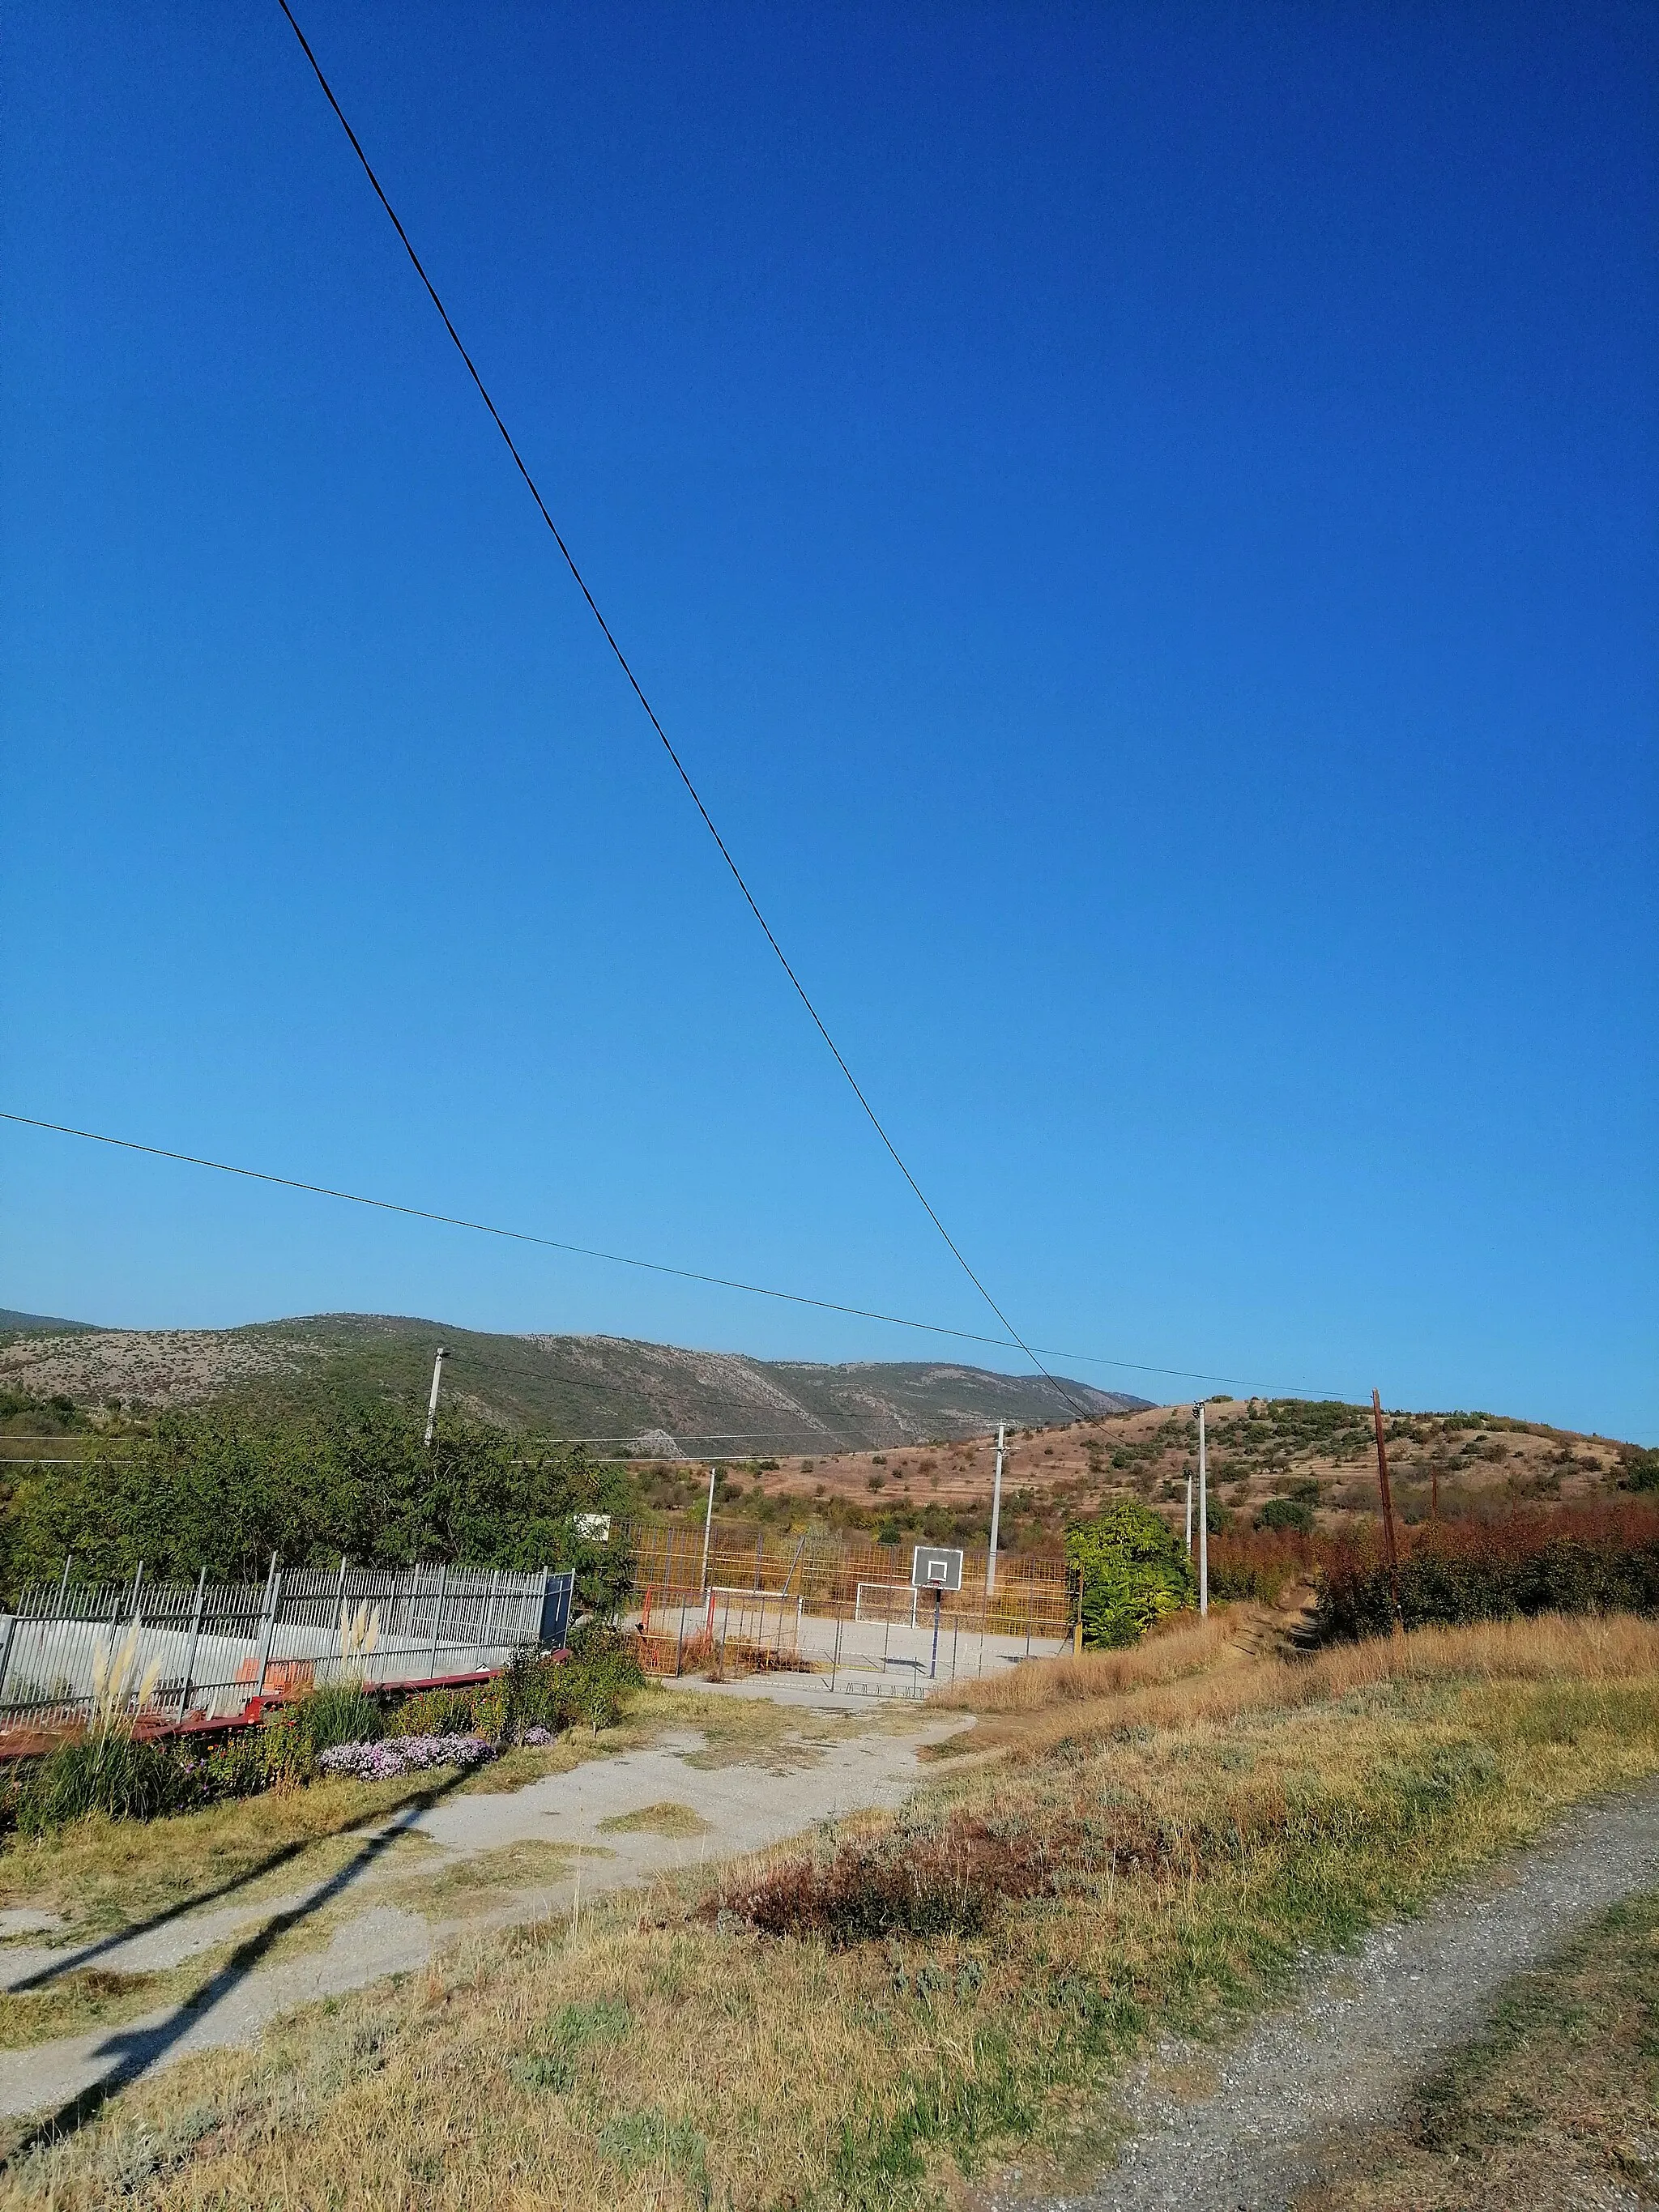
[[3, 2, 1654, 1439]]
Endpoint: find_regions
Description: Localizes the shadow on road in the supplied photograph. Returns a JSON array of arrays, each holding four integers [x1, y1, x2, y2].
[[2, 1764, 473, 2168]]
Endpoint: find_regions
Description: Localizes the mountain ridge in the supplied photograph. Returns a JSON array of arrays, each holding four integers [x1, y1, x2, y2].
[[0, 1309, 1147, 1453]]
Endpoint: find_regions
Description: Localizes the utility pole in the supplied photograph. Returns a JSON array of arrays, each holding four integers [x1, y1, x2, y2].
[[698, 1464, 717, 1593], [423, 1347, 448, 1449], [1196, 1405, 1209, 1617], [987, 1422, 1006, 1598], [1184, 1469, 1193, 1555], [1371, 1388, 1404, 1631]]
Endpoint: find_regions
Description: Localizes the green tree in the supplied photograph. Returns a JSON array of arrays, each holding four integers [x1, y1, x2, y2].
[[1064, 1501, 1195, 1648], [1256, 1496, 1315, 1534], [1, 1405, 632, 1596]]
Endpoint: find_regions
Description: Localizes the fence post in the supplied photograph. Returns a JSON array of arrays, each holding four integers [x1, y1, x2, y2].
[[830, 1608, 842, 1691], [177, 1566, 208, 1718], [252, 1563, 284, 1701], [56, 1555, 73, 1612], [127, 1561, 144, 1623], [0, 1608, 19, 1712], [475, 1569, 500, 1670], [427, 1564, 449, 1675]]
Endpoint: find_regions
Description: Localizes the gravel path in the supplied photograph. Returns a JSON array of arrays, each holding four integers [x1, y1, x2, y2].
[[1001, 1779, 1659, 2212]]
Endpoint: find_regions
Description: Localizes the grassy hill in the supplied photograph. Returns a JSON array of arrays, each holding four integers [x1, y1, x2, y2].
[[0, 1311, 1144, 1455]]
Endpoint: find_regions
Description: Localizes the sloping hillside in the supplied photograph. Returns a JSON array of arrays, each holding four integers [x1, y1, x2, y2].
[[0, 1311, 1142, 1452]]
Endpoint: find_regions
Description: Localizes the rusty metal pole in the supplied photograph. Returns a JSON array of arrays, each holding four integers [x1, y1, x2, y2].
[[1371, 1389, 1404, 1632]]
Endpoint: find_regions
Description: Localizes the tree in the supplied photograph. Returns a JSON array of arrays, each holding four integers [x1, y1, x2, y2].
[[0, 1405, 632, 1592], [1064, 1501, 1195, 1648], [1256, 1496, 1315, 1535]]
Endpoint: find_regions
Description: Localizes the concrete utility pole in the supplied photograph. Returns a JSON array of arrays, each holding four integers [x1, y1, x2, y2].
[[987, 1422, 1006, 1597], [699, 1464, 717, 1592], [1185, 1470, 1193, 1554], [423, 1347, 448, 1448], [1196, 1404, 1209, 1617]]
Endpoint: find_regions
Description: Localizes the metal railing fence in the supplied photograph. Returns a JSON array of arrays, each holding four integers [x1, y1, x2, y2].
[[625, 1519, 1072, 1637], [0, 1561, 564, 1731], [626, 1520, 1073, 1690]]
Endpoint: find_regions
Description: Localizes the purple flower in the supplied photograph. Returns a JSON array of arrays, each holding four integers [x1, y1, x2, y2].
[[318, 1733, 495, 1781]]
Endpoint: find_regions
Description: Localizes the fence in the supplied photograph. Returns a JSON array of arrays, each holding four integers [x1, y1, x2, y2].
[[0, 1562, 574, 1732], [627, 1521, 1073, 1691]]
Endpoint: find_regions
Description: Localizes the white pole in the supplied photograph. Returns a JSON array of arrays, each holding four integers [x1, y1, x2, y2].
[[1197, 1404, 1209, 1617], [699, 1464, 716, 1593], [1185, 1471, 1193, 1555], [987, 1422, 1005, 1598], [423, 1347, 448, 1449]]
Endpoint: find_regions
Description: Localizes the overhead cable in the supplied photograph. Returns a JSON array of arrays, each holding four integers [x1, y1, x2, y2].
[[0, 1110, 1351, 1396], [272, 1, 1085, 1419]]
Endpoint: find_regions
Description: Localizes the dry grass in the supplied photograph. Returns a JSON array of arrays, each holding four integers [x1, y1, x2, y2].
[[956, 1613, 1659, 1762], [1304, 1887, 1659, 2210], [932, 1613, 1240, 1714], [6, 1613, 1658, 2210], [599, 1803, 711, 1838], [0, 1681, 848, 1950], [0, 1772, 453, 1945]]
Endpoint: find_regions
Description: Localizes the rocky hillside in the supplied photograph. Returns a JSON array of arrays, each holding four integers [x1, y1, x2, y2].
[[0, 1311, 1144, 1454]]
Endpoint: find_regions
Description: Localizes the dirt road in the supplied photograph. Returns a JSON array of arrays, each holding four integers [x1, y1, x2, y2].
[[998, 1779, 1659, 2212]]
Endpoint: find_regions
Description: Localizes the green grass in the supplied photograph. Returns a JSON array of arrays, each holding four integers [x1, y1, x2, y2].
[[5, 1616, 1658, 2209], [1329, 1888, 1659, 2209]]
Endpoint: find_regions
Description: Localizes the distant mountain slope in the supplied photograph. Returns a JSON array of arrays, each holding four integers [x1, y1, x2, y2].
[[0, 1309, 99, 1336], [0, 1311, 1145, 1451]]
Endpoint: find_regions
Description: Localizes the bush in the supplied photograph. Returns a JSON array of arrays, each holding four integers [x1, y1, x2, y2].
[[10, 1733, 188, 1833], [1208, 1526, 1314, 1604], [257, 1683, 381, 1784], [1256, 1497, 1315, 1535], [1622, 1447, 1659, 1493], [1064, 1502, 1195, 1648], [1314, 1502, 1659, 1641], [390, 1634, 644, 1745]]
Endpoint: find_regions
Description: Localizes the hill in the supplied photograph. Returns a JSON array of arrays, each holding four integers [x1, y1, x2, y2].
[[0, 1310, 1144, 1453]]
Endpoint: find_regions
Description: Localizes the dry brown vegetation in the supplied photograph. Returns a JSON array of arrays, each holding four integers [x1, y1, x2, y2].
[[726, 1396, 1633, 1550], [6, 1613, 1659, 2209]]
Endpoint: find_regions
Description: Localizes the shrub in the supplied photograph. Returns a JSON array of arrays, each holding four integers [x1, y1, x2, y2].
[[11, 1734, 187, 1833], [1208, 1526, 1314, 1605], [1314, 1502, 1659, 1641], [396, 1686, 478, 1737], [1256, 1497, 1315, 1535], [258, 1683, 381, 1784], [1622, 1447, 1659, 1493], [1064, 1502, 1195, 1648], [389, 1635, 642, 1745]]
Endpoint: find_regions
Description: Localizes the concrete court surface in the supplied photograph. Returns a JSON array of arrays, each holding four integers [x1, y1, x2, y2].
[[0, 1684, 959, 2123]]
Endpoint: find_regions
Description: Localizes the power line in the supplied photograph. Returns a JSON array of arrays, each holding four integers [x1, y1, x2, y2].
[[0, 1109, 1347, 1394], [272, 1, 1085, 1421]]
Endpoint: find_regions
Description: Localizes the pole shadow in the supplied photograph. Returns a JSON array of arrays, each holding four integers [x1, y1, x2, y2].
[[2, 1762, 475, 2168]]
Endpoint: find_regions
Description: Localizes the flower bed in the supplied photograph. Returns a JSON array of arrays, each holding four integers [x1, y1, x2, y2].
[[316, 1733, 496, 1781]]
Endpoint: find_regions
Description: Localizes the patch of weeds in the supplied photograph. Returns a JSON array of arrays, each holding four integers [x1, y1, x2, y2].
[[381, 1838, 582, 1916], [0, 1964, 170, 2048], [597, 2103, 708, 2187], [598, 1801, 710, 1837], [509, 1994, 633, 2095]]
